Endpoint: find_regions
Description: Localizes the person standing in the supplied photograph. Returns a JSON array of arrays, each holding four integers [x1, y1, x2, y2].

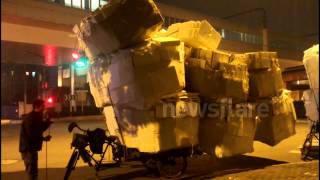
[[19, 99, 53, 180]]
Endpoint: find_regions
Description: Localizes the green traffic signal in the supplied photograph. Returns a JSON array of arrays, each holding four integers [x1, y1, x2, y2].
[[74, 56, 89, 69]]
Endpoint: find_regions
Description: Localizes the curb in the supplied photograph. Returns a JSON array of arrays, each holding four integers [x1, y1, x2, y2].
[[1, 115, 104, 126], [211, 161, 319, 180], [296, 120, 310, 124], [270, 160, 318, 167], [1, 117, 309, 126]]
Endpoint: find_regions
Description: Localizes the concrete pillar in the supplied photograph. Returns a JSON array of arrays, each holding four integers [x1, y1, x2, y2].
[[262, 28, 268, 51], [58, 66, 63, 87], [70, 64, 76, 114]]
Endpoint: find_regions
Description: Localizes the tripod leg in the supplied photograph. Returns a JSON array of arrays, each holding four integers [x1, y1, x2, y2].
[[46, 140, 48, 180], [301, 133, 312, 161]]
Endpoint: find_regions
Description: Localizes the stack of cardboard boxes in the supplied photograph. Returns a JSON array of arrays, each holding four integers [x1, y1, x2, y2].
[[186, 48, 249, 103], [237, 52, 297, 146], [74, 0, 296, 156], [158, 21, 258, 157], [183, 50, 253, 157], [153, 20, 297, 155], [244, 52, 284, 100], [74, 0, 200, 153], [254, 90, 296, 146]]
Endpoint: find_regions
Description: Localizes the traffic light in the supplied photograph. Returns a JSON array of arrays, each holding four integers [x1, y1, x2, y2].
[[74, 56, 89, 69], [71, 51, 89, 69], [72, 52, 80, 61]]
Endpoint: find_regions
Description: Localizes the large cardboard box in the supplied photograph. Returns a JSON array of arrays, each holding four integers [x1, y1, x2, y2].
[[186, 53, 249, 102], [73, 0, 163, 59], [190, 48, 231, 68], [254, 90, 296, 146], [232, 52, 284, 100], [242, 52, 279, 71], [155, 91, 200, 118], [90, 38, 185, 109], [248, 66, 284, 100], [199, 102, 257, 158], [113, 94, 200, 153], [184, 46, 193, 60], [156, 20, 221, 51]]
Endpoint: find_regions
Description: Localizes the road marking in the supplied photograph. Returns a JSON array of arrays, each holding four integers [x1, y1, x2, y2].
[[11, 121, 22, 125], [1, 159, 18, 165], [289, 150, 301, 154], [304, 172, 318, 177], [1, 120, 11, 125]]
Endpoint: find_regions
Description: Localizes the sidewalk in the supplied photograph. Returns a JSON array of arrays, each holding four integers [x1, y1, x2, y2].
[[1, 115, 104, 125], [2, 160, 318, 179], [208, 160, 319, 180]]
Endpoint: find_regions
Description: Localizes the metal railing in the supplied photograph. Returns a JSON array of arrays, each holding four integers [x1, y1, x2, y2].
[[48, 0, 107, 12]]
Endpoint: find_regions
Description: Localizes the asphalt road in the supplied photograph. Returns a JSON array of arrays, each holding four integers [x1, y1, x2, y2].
[[1, 119, 313, 179]]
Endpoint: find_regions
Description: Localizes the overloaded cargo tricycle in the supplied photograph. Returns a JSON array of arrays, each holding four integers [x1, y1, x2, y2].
[[66, 0, 298, 179]]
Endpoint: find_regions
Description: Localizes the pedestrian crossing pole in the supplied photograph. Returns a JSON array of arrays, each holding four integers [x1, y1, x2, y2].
[[45, 127, 50, 180], [70, 64, 77, 115]]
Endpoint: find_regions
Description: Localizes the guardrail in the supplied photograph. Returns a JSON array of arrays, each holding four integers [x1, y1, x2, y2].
[[46, 0, 107, 12]]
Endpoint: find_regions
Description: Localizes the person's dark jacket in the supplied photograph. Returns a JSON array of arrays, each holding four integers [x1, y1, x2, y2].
[[19, 111, 52, 152]]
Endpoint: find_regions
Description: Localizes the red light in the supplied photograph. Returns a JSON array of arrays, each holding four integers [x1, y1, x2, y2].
[[72, 52, 80, 60], [43, 45, 57, 66], [47, 97, 53, 103]]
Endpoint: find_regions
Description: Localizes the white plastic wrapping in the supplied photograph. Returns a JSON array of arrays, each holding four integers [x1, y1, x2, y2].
[[303, 90, 319, 121], [156, 20, 221, 50], [87, 58, 111, 107], [303, 44, 319, 108]]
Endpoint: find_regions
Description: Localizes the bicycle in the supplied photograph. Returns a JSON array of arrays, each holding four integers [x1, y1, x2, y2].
[[301, 119, 319, 161], [64, 122, 124, 180], [64, 122, 196, 179]]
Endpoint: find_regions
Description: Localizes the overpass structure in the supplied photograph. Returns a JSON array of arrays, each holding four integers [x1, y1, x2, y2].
[[2, 0, 312, 66]]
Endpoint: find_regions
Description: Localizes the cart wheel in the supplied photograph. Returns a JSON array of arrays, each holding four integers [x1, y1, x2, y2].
[[142, 158, 158, 172], [157, 156, 187, 178], [301, 134, 312, 161]]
